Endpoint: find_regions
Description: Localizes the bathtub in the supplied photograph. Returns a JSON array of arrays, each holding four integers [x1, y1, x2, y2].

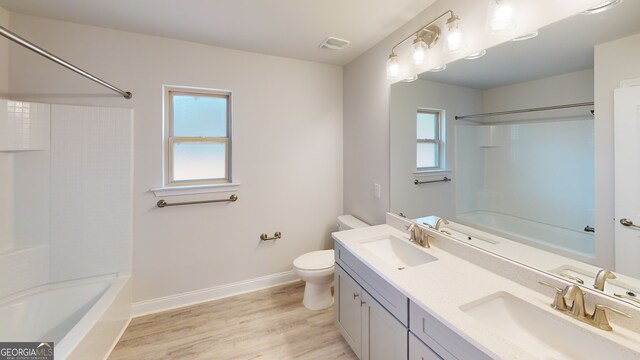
[[456, 210, 595, 263], [0, 274, 131, 360]]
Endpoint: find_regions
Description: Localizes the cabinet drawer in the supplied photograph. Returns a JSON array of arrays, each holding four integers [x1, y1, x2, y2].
[[335, 242, 409, 326], [409, 301, 491, 360]]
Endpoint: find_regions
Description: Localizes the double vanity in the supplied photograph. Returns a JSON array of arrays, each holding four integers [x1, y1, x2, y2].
[[332, 214, 640, 360]]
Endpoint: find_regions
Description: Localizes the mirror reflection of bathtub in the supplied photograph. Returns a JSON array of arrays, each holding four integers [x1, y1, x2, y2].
[[456, 210, 594, 263]]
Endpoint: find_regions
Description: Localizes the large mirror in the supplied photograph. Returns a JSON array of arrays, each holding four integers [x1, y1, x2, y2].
[[390, 1, 640, 307]]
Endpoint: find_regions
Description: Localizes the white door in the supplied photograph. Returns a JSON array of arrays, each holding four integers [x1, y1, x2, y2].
[[614, 85, 640, 278]]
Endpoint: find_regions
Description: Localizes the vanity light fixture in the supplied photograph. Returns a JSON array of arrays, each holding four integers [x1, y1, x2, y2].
[[411, 35, 429, 66], [386, 10, 463, 79], [464, 49, 487, 60], [487, 0, 516, 33], [443, 14, 465, 53], [511, 30, 539, 41], [581, 0, 623, 15], [386, 52, 400, 79]]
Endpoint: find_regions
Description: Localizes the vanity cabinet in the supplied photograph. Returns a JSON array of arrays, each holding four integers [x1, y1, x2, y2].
[[334, 240, 491, 360], [335, 264, 363, 357], [408, 333, 443, 360], [409, 301, 491, 360], [335, 264, 407, 360]]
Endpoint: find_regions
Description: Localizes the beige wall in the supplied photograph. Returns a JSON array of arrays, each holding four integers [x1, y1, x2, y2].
[[594, 32, 640, 270], [7, 14, 343, 303], [343, 0, 604, 225]]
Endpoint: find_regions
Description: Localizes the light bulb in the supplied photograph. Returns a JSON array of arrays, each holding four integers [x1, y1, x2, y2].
[[444, 14, 465, 53], [488, 0, 516, 33], [386, 53, 400, 79], [411, 36, 428, 66]]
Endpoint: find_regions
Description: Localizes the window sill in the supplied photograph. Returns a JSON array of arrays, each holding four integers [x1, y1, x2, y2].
[[150, 183, 240, 197], [413, 169, 451, 177]]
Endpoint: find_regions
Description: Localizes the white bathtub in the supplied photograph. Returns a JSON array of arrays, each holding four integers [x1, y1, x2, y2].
[[0, 274, 131, 360], [456, 211, 595, 263]]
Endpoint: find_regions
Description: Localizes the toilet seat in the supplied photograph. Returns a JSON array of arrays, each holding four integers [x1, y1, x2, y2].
[[293, 250, 334, 271]]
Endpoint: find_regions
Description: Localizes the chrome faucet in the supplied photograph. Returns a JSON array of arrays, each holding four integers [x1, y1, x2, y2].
[[435, 218, 449, 231], [593, 269, 616, 291]]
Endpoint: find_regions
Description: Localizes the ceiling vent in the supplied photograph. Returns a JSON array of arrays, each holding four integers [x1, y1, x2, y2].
[[319, 37, 350, 50]]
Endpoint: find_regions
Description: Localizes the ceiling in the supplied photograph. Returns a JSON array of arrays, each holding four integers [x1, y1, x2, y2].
[[0, 0, 437, 65], [420, 0, 640, 89]]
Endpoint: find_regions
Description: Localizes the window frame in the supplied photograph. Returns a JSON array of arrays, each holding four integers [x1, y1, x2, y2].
[[416, 108, 444, 171], [164, 86, 232, 186]]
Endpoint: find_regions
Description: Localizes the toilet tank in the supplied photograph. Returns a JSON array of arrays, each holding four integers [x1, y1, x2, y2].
[[336, 215, 369, 231]]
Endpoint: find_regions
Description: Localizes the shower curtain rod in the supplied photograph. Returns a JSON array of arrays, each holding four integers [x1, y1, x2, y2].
[[455, 101, 594, 121], [0, 25, 132, 99]]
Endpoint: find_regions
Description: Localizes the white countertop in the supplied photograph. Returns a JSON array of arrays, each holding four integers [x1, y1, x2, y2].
[[332, 224, 640, 360]]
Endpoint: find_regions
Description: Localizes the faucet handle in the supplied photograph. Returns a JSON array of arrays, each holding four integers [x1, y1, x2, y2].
[[538, 281, 568, 311], [592, 304, 632, 331], [420, 231, 433, 248]]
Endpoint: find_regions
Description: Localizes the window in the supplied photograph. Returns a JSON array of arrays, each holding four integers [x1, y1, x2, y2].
[[416, 109, 444, 170], [164, 86, 231, 186]]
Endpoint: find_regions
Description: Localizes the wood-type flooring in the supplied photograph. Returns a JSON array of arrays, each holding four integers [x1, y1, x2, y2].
[[108, 281, 358, 360]]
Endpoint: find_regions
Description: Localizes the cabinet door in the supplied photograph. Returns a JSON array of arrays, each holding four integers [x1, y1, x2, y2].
[[335, 265, 363, 358], [409, 332, 442, 360], [361, 291, 408, 360]]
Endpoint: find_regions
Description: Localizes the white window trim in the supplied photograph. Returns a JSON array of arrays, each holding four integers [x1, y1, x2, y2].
[[413, 169, 451, 177], [150, 183, 240, 197], [416, 108, 445, 172], [158, 85, 235, 195]]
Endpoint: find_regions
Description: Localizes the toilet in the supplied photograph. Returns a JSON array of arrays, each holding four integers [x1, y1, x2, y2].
[[293, 215, 369, 310]]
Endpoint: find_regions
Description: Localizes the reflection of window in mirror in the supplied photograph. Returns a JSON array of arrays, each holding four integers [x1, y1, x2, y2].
[[416, 109, 444, 171]]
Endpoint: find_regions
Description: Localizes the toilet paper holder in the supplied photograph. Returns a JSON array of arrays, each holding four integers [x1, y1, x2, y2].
[[260, 232, 282, 241]]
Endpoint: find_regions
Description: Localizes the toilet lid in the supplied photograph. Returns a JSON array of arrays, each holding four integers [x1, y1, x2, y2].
[[293, 250, 335, 270]]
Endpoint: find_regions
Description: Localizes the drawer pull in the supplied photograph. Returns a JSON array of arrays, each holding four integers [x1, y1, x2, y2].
[[354, 293, 359, 300]]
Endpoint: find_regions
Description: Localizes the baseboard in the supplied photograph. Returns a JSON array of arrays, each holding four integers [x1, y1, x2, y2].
[[132, 270, 299, 317]]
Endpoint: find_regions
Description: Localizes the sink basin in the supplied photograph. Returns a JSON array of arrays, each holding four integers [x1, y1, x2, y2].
[[360, 235, 437, 269], [461, 292, 633, 360]]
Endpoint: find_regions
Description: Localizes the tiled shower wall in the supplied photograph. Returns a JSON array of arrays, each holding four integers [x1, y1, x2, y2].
[[0, 100, 50, 151], [456, 118, 595, 232], [50, 105, 133, 282], [0, 101, 133, 298]]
